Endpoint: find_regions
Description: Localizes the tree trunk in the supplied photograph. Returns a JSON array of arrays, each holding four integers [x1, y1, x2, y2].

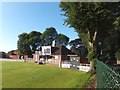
[[90, 60, 94, 71], [89, 31, 97, 71]]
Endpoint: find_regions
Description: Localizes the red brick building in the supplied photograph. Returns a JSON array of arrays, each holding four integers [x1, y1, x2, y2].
[[33, 45, 89, 66]]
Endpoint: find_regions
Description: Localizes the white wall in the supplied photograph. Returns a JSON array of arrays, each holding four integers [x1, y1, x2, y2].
[[59, 64, 71, 68], [0, 58, 24, 62], [59, 63, 90, 72], [42, 46, 51, 55], [77, 66, 90, 72]]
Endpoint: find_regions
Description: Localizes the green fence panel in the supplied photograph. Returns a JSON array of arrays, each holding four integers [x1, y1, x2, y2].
[[97, 60, 120, 88]]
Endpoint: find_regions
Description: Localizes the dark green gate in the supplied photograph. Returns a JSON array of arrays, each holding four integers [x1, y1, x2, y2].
[[97, 60, 120, 88]]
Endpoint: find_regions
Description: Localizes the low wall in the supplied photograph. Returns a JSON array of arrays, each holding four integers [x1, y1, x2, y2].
[[26, 58, 34, 62], [0, 58, 24, 62], [59, 64, 71, 68], [59, 63, 90, 72], [77, 66, 90, 72]]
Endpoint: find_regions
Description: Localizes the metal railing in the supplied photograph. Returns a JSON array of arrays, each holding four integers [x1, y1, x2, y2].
[[97, 60, 120, 88]]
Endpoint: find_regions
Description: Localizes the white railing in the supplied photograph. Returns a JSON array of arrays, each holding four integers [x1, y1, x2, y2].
[[59, 64, 90, 72], [0, 58, 24, 62], [77, 66, 90, 72], [59, 64, 71, 68], [26, 58, 33, 62]]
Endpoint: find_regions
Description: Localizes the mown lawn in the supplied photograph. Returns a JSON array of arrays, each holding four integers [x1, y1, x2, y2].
[[2, 62, 90, 88]]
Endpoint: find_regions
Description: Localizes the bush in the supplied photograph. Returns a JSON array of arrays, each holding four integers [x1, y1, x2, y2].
[[115, 50, 120, 60], [87, 50, 94, 61], [90, 58, 97, 74]]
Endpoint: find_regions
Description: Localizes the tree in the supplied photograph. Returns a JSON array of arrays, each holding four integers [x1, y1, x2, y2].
[[41, 27, 58, 46], [60, 2, 120, 70], [41, 27, 69, 46], [0, 52, 7, 58], [29, 31, 42, 53], [17, 33, 32, 55], [17, 27, 70, 56], [69, 38, 88, 57], [56, 33, 69, 46], [17, 31, 42, 55], [60, 2, 120, 60]]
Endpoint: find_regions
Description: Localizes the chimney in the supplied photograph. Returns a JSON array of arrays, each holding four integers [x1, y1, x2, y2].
[[52, 40, 55, 47]]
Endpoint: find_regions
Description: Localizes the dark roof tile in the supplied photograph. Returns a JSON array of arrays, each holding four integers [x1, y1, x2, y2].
[[51, 45, 75, 55]]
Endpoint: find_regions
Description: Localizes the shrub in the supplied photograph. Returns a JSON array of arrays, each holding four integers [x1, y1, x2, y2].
[[87, 50, 94, 61], [115, 50, 120, 60]]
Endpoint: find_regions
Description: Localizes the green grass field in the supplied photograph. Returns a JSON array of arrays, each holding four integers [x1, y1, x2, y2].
[[2, 62, 91, 88]]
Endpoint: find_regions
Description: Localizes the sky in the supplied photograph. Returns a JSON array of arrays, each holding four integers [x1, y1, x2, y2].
[[0, 2, 79, 53]]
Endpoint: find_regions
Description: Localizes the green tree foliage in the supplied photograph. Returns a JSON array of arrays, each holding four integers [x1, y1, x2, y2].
[[17, 27, 70, 55], [41, 27, 69, 46], [0, 52, 7, 58], [56, 33, 69, 46], [69, 38, 88, 57], [41, 27, 58, 46], [60, 2, 120, 61], [17, 31, 42, 55], [17, 33, 32, 55], [115, 49, 120, 60], [29, 31, 42, 53]]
